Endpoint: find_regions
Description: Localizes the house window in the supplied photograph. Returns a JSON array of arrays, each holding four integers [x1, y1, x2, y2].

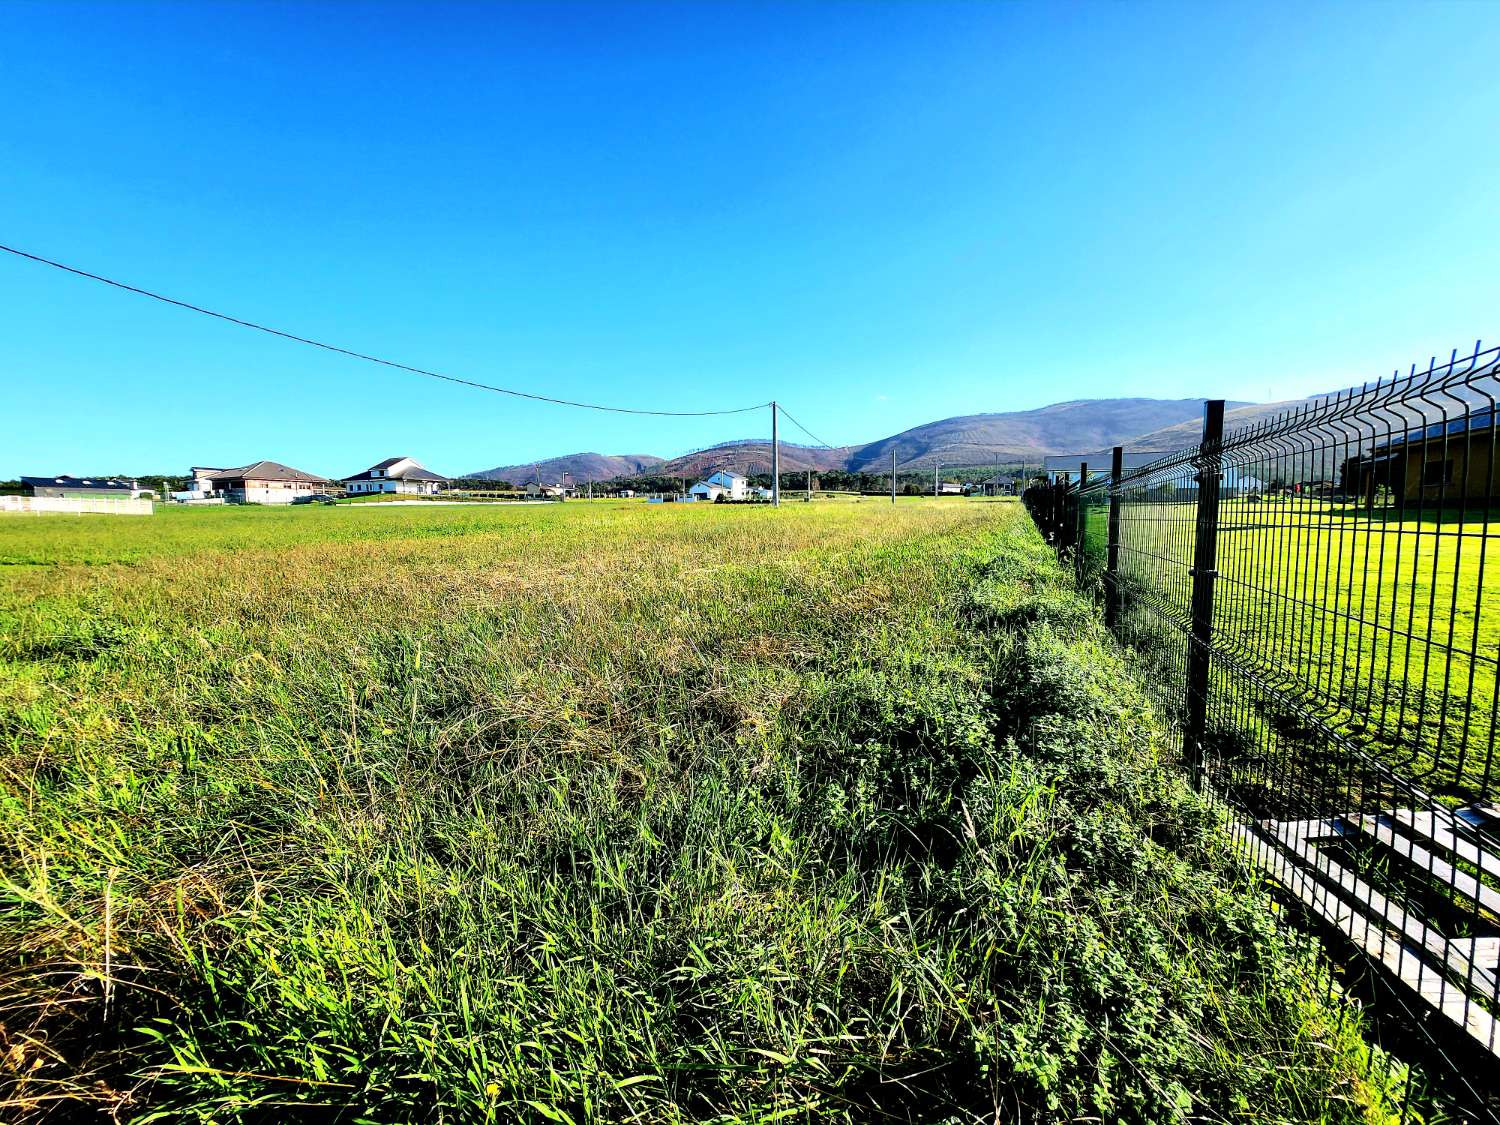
[[1423, 459, 1455, 487]]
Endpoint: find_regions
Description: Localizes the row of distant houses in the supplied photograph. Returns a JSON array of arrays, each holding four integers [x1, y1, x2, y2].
[[15, 457, 453, 505], [15, 463, 766, 506], [17, 463, 993, 509], [174, 456, 450, 503]]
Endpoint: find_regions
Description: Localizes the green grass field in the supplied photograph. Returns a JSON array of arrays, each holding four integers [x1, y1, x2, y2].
[[1, 500, 1400, 1121], [1083, 496, 1498, 803]]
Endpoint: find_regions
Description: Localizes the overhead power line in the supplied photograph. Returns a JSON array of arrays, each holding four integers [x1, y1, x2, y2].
[[0, 243, 769, 418], [775, 404, 842, 450]]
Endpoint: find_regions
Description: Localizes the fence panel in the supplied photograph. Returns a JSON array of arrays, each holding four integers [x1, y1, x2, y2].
[[0, 495, 154, 515], [1034, 343, 1500, 1111]]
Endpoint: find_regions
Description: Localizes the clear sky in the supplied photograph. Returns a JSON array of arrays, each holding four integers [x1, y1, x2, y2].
[[3, 0, 1499, 478]]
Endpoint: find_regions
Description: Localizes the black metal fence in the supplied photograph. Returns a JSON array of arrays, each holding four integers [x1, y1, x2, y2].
[[1027, 343, 1500, 1113]]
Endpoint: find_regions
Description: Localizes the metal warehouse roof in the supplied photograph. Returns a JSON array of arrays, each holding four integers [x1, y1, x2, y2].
[[1365, 405, 1497, 456], [19, 475, 135, 491]]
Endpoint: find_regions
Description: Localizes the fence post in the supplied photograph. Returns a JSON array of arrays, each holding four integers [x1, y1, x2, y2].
[[1061, 480, 1071, 548], [1105, 445, 1123, 634], [1075, 463, 1088, 584], [1184, 400, 1225, 789]]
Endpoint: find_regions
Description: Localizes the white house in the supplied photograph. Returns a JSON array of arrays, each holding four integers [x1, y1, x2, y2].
[[342, 456, 449, 496], [526, 482, 573, 499], [688, 470, 750, 502]]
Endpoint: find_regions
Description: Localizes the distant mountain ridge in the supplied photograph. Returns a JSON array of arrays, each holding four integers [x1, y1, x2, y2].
[[844, 399, 1248, 470], [469, 398, 1252, 483], [1122, 396, 1340, 452], [469, 453, 664, 485]]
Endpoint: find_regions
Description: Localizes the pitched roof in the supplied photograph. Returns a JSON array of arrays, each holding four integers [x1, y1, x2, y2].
[[213, 461, 331, 484], [340, 457, 450, 483], [20, 475, 135, 491]]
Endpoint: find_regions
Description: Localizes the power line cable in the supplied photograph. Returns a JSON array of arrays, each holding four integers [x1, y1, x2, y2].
[[0, 243, 769, 418], [775, 404, 842, 450]]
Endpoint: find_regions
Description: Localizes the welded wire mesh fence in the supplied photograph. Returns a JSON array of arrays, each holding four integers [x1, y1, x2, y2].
[[1026, 343, 1500, 1114]]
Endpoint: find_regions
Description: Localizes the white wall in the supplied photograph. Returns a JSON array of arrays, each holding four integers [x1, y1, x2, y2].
[[2, 496, 153, 516], [230, 483, 323, 504]]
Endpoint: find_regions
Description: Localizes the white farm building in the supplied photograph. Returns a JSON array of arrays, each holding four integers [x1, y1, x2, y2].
[[688, 470, 750, 502]]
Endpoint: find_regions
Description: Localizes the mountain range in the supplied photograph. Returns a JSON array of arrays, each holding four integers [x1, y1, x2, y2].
[[468, 398, 1253, 484]]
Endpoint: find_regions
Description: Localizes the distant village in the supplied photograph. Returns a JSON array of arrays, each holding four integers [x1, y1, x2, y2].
[[2, 454, 1094, 517], [1, 448, 1316, 519], [2, 459, 1011, 517]]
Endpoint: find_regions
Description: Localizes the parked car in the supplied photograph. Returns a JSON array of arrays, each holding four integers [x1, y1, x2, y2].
[[292, 492, 339, 505]]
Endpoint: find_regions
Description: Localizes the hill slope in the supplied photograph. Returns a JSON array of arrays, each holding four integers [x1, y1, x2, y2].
[[468, 398, 1250, 483], [1121, 398, 1320, 452], [656, 441, 853, 478], [469, 453, 664, 485], [847, 399, 1247, 470]]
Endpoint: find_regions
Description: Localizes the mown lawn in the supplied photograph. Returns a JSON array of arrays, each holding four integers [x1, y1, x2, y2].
[[1088, 496, 1499, 803], [1, 499, 1397, 1122]]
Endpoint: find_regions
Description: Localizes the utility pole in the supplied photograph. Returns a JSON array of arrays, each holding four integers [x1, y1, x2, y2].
[[891, 448, 897, 505], [771, 401, 781, 507], [806, 468, 812, 501], [933, 461, 939, 498]]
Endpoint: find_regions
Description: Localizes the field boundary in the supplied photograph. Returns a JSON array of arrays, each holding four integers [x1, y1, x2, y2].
[[1026, 342, 1500, 1116], [0, 495, 154, 516]]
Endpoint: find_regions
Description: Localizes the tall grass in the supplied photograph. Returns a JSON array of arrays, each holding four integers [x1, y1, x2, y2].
[[1, 501, 1397, 1121]]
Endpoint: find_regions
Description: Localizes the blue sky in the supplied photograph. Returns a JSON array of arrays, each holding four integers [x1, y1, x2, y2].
[[3, 1, 1499, 478]]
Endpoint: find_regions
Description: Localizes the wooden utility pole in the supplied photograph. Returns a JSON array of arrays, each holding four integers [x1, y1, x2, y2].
[[771, 402, 781, 507], [891, 449, 897, 505]]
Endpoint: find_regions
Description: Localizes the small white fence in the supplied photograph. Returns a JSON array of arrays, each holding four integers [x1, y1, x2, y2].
[[0, 496, 155, 516]]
